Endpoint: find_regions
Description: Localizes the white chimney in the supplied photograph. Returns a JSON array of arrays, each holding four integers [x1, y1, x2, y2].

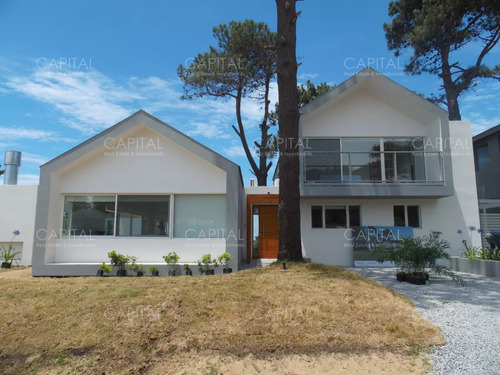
[[249, 178, 257, 187], [4, 151, 21, 185], [274, 178, 280, 187]]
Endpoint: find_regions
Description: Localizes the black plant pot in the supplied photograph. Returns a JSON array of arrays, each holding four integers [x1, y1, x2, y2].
[[223, 268, 232, 274], [406, 275, 426, 285], [168, 270, 176, 276], [151, 270, 159, 277], [96, 269, 104, 277], [116, 269, 127, 277], [396, 272, 406, 282], [206, 269, 215, 275], [185, 270, 192, 276], [1, 262, 11, 269], [136, 271, 144, 277]]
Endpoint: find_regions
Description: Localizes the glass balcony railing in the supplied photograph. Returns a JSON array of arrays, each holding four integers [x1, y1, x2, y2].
[[304, 150, 444, 184]]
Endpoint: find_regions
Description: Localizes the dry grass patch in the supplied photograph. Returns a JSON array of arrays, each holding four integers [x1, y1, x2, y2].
[[0, 263, 443, 374]]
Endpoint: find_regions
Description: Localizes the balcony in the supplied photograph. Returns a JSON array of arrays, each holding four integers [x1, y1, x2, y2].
[[302, 150, 450, 197]]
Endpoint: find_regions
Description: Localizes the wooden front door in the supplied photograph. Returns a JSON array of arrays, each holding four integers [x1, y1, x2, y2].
[[258, 205, 279, 258]]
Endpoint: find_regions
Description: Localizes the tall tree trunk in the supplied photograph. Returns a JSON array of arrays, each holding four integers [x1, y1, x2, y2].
[[440, 48, 462, 121], [275, 0, 303, 261], [257, 73, 273, 186]]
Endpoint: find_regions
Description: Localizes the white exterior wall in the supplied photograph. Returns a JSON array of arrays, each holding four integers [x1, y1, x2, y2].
[[299, 121, 481, 266], [43, 125, 228, 266], [302, 89, 429, 138], [0, 185, 37, 265]]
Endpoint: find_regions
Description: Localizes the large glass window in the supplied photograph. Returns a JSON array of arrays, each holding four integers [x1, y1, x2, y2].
[[304, 137, 434, 183], [174, 195, 226, 238], [117, 195, 170, 236], [384, 138, 425, 181], [63, 196, 115, 236], [305, 139, 341, 181], [342, 139, 381, 181]]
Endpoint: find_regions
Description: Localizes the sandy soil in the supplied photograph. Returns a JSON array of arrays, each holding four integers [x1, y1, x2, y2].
[[0, 266, 30, 279], [151, 351, 428, 375]]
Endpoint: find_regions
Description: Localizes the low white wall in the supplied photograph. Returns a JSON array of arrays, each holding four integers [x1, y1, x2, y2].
[[0, 185, 38, 265], [49, 237, 227, 265]]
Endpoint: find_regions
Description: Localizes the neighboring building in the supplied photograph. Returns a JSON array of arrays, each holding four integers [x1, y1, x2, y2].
[[0, 152, 37, 266], [472, 124, 500, 236], [473, 124, 500, 200], [30, 68, 481, 276]]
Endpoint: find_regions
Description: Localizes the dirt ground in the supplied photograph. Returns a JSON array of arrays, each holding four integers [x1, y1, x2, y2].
[[148, 351, 428, 375]]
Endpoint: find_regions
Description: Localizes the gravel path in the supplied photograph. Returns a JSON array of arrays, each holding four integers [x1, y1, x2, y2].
[[348, 268, 500, 375]]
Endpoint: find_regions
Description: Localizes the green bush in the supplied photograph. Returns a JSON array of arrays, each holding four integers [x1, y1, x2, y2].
[[374, 231, 464, 285]]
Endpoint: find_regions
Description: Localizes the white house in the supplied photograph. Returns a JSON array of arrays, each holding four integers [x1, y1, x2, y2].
[[295, 68, 480, 265], [32, 110, 245, 276], [30, 68, 480, 276]]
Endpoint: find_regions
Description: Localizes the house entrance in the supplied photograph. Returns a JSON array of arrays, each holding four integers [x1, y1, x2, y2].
[[252, 205, 279, 259], [246, 194, 279, 262]]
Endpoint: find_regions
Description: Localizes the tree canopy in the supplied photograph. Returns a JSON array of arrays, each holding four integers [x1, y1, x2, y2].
[[178, 20, 277, 185], [384, 0, 500, 120]]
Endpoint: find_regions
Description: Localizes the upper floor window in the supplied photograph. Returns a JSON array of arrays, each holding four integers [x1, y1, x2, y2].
[[304, 137, 437, 183], [475, 144, 489, 171]]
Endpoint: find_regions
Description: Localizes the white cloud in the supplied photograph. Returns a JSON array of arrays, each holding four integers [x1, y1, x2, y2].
[[223, 144, 246, 158], [16, 173, 39, 185], [5, 71, 135, 134], [298, 73, 319, 81], [2, 69, 279, 142], [20, 152, 49, 165], [186, 122, 233, 140], [0, 126, 76, 142]]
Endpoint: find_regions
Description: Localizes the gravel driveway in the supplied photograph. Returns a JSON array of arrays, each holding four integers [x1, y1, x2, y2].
[[348, 268, 500, 375]]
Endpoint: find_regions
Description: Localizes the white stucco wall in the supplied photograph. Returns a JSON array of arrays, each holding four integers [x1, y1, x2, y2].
[[299, 121, 481, 266], [42, 125, 229, 266], [0, 185, 37, 265], [301, 88, 429, 138]]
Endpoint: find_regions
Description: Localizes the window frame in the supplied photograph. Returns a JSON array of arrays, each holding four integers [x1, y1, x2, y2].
[[62, 193, 175, 238], [311, 204, 361, 229], [393, 205, 421, 228], [475, 143, 490, 171], [304, 137, 429, 183]]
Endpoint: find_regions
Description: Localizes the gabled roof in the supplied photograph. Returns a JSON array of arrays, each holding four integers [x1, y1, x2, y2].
[[473, 124, 500, 143], [41, 110, 243, 183], [300, 67, 448, 123]]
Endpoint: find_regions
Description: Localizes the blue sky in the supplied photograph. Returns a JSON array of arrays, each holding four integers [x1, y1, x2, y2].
[[0, 0, 499, 185]]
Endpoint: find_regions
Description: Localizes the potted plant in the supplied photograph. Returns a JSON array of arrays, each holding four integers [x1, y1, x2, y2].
[[1, 230, 21, 269], [107, 250, 131, 277], [97, 262, 112, 277], [218, 252, 232, 274], [374, 231, 464, 285], [184, 263, 192, 276], [150, 266, 159, 277], [131, 263, 145, 277], [163, 252, 180, 276], [197, 253, 218, 275]]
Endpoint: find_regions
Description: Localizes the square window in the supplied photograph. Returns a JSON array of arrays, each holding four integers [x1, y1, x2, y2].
[[63, 196, 115, 236], [325, 206, 347, 228], [117, 195, 170, 236]]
